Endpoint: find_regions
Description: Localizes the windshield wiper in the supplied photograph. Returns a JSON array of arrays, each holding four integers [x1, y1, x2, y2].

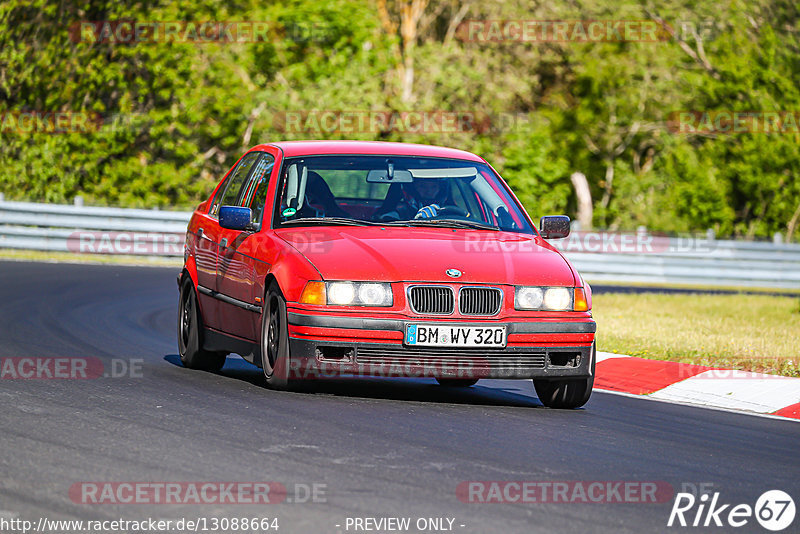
[[281, 217, 383, 227], [403, 219, 500, 231]]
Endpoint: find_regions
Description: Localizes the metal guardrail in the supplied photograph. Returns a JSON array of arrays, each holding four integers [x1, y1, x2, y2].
[[0, 199, 189, 257], [1, 199, 799, 289], [566, 252, 800, 289]]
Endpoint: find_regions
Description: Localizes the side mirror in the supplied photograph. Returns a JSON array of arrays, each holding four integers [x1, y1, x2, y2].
[[219, 206, 253, 231], [539, 215, 570, 239]]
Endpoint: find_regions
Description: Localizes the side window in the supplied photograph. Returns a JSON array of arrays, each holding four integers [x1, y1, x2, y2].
[[210, 152, 260, 217], [245, 154, 276, 225]]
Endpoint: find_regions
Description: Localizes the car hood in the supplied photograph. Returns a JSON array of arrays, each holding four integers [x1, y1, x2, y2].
[[275, 226, 576, 286]]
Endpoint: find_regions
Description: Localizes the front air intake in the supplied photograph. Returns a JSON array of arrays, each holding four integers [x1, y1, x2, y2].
[[408, 286, 455, 315], [459, 287, 502, 316]]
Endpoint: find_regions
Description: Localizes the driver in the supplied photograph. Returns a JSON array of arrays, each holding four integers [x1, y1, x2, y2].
[[376, 178, 449, 220]]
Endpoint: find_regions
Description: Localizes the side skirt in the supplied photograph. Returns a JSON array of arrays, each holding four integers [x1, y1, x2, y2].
[[203, 327, 263, 367], [197, 285, 262, 313]]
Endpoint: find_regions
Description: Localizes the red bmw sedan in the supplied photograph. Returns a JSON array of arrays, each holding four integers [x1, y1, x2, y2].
[[178, 141, 596, 408]]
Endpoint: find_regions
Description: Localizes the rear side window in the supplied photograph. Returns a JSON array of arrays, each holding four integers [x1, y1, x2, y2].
[[210, 152, 260, 217]]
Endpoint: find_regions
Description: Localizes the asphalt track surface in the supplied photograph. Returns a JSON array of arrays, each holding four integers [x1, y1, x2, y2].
[[0, 260, 797, 534]]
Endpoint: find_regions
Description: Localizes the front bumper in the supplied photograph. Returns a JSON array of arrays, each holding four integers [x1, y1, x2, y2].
[[285, 312, 596, 380]]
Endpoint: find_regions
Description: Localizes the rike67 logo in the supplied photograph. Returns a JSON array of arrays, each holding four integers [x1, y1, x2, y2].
[[668, 490, 795, 531]]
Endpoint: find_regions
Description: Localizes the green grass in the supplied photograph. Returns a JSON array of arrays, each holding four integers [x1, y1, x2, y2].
[[587, 279, 800, 296], [592, 292, 800, 377]]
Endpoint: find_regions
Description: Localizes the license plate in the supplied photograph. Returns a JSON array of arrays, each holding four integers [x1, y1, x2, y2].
[[405, 324, 507, 348]]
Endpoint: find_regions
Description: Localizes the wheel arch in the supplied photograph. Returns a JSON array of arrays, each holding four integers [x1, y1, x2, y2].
[[179, 263, 209, 321], [264, 252, 319, 303], [180, 252, 199, 288]]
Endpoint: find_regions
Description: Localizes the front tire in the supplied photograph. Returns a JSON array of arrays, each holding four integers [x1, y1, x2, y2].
[[178, 278, 226, 372], [260, 281, 298, 390], [533, 343, 595, 409]]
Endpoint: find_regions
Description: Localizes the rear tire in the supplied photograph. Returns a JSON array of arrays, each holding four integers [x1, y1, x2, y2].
[[533, 343, 595, 409], [178, 278, 226, 372], [261, 281, 298, 390], [435, 378, 479, 387]]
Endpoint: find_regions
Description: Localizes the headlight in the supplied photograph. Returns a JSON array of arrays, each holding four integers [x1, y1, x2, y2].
[[328, 282, 356, 305], [543, 287, 571, 311], [515, 286, 575, 311], [326, 281, 393, 307], [358, 283, 392, 306], [515, 287, 544, 310]]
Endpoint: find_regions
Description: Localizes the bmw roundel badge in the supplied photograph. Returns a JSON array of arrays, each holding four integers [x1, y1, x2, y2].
[[446, 269, 462, 278]]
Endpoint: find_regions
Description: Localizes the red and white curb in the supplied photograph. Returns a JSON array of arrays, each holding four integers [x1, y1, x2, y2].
[[594, 352, 800, 421]]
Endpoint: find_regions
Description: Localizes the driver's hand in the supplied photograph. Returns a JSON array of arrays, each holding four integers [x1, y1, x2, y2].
[[414, 204, 441, 219]]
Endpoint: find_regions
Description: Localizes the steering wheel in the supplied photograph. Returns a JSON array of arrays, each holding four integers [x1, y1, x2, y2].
[[374, 205, 470, 222], [435, 205, 469, 217], [375, 210, 401, 222]]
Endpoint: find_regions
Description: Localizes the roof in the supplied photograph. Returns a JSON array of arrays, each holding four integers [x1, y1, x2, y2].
[[252, 140, 485, 162]]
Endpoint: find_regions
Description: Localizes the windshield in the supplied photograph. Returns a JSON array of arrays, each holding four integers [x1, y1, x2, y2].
[[274, 155, 534, 233]]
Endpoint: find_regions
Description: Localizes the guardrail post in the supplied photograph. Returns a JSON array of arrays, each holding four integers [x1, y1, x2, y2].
[[74, 196, 84, 207], [706, 228, 716, 241], [773, 232, 783, 244], [0, 192, 4, 202]]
